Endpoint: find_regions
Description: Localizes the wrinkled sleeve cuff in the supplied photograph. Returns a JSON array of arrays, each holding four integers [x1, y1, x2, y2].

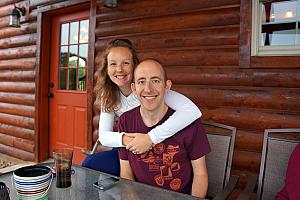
[[148, 130, 158, 144], [118, 132, 126, 147]]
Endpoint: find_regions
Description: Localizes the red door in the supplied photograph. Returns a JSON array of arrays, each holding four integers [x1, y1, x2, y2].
[[49, 9, 89, 164]]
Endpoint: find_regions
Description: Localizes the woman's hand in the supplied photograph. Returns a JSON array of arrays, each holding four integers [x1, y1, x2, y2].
[[122, 134, 134, 146], [125, 133, 153, 154]]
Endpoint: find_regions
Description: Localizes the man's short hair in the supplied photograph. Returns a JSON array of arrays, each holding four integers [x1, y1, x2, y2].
[[134, 58, 168, 82]]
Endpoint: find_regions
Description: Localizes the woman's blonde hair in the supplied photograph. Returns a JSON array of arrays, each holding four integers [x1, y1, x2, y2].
[[94, 39, 139, 112]]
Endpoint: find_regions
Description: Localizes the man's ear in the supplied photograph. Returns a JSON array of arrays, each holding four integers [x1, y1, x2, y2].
[[165, 80, 172, 91], [131, 82, 136, 93]]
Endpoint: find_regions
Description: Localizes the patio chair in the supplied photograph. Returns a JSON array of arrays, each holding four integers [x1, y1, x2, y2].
[[237, 128, 300, 200], [82, 117, 119, 155], [202, 120, 239, 200], [82, 140, 101, 155]]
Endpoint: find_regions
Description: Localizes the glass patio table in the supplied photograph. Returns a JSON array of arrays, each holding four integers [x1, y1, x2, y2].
[[0, 163, 202, 200]]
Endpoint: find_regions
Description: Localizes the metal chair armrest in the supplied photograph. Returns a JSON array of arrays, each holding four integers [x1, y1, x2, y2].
[[236, 174, 258, 200], [212, 175, 239, 200], [81, 140, 101, 155]]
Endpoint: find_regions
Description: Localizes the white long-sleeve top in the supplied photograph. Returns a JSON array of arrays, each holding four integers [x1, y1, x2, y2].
[[99, 90, 202, 147]]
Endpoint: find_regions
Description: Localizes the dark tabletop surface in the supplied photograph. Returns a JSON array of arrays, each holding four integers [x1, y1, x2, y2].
[[0, 163, 202, 200]]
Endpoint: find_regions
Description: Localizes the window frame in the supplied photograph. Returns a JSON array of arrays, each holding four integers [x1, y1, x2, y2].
[[251, 0, 300, 56]]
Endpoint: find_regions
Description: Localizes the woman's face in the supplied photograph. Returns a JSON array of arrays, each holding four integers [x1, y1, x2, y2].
[[107, 47, 134, 90]]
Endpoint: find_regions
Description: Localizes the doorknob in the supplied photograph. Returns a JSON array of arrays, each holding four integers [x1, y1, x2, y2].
[[49, 82, 54, 88], [48, 92, 53, 98]]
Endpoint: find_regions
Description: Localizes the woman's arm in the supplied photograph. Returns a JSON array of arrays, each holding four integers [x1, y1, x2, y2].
[[149, 90, 201, 144], [126, 90, 201, 153], [98, 111, 125, 147]]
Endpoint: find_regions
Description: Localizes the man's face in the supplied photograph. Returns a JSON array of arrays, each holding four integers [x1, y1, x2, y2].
[[132, 61, 171, 112]]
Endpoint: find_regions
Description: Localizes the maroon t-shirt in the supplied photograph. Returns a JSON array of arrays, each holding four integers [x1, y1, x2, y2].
[[118, 107, 211, 195]]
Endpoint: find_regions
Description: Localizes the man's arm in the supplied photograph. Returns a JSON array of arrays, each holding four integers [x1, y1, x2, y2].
[[191, 156, 208, 198], [120, 159, 135, 181]]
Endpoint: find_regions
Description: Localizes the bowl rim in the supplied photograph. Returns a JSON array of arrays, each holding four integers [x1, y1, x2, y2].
[[13, 166, 51, 179], [14, 173, 51, 182]]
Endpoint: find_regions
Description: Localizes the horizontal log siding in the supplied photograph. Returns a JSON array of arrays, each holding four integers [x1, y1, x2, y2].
[[0, 34, 37, 49], [0, 0, 65, 161], [0, 102, 34, 117], [0, 133, 34, 152], [97, 0, 240, 22], [0, 23, 36, 39], [172, 85, 300, 112], [95, 26, 240, 50], [0, 124, 34, 140], [0, 58, 36, 70], [96, 7, 240, 37], [0, 143, 34, 160], [0, 92, 35, 105], [94, 0, 300, 190], [168, 67, 300, 87], [0, 45, 37, 60]]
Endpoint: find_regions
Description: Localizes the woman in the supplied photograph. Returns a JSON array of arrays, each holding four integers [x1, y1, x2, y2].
[[82, 39, 201, 175]]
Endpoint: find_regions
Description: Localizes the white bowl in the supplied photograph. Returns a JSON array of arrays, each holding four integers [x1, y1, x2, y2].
[[12, 165, 52, 199]]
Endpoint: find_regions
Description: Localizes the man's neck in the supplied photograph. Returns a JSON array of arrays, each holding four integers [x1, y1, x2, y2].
[[140, 104, 168, 127]]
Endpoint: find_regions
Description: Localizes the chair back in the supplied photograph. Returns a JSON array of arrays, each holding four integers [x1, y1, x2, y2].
[[257, 128, 300, 200], [202, 120, 236, 198]]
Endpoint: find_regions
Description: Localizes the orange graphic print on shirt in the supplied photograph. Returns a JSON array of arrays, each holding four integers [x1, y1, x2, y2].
[[139, 144, 182, 191], [170, 178, 181, 190]]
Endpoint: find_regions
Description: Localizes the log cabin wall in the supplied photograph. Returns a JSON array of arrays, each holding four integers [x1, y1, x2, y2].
[[93, 0, 300, 188], [0, 0, 66, 161]]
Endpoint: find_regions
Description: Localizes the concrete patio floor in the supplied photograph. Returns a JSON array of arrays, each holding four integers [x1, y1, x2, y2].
[[0, 153, 35, 174]]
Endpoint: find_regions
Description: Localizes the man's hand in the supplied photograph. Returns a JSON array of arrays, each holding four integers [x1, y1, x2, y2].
[[125, 133, 154, 154]]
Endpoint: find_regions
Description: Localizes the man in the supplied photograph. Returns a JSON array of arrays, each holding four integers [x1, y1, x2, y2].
[[276, 143, 300, 200], [118, 59, 211, 198]]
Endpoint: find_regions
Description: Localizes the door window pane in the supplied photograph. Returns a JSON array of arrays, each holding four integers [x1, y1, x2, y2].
[[70, 22, 79, 44], [69, 45, 78, 67], [80, 20, 89, 43], [79, 44, 88, 67], [60, 46, 68, 68], [59, 69, 67, 89], [78, 68, 86, 91], [68, 69, 77, 90], [60, 23, 69, 45]]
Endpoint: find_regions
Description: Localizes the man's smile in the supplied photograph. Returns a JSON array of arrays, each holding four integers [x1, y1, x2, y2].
[[142, 94, 159, 100]]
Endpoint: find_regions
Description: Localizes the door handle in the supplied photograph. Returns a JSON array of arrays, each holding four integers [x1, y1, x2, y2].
[[48, 92, 54, 98], [49, 82, 54, 88]]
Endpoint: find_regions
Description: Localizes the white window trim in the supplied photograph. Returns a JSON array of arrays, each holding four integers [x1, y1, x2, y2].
[[251, 0, 300, 56]]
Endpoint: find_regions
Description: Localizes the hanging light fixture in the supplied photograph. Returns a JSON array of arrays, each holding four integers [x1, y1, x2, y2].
[[9, 5, 25, 28], [104, 0, 117, 8]]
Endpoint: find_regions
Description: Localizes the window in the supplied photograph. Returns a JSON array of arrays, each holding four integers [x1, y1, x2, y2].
[[59, 19, 89, 91], [252, 0, 300, 56]]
